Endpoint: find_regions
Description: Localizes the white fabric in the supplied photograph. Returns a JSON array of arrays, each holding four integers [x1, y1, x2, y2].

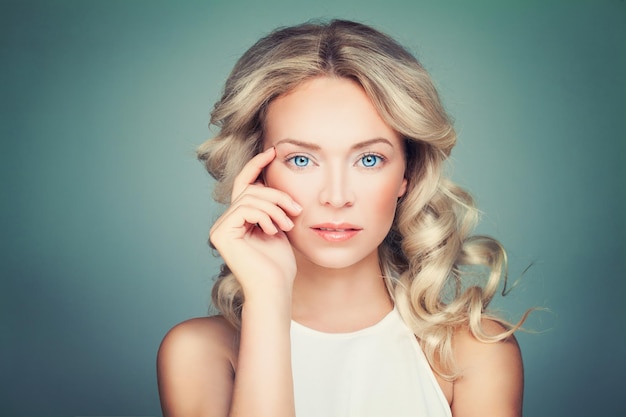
[[290, 308, 452, 417]]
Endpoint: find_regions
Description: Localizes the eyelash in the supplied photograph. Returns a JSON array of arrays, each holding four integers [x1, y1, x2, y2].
[[285, 154, 313, 169], [357, 153, 385, 168], [284, 152, 386, 169]]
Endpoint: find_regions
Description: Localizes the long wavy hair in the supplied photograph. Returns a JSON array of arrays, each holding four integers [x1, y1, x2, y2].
[[198, 19, 525, 379]]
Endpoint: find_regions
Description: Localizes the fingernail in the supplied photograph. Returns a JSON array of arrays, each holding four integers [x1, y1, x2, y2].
[[292, 201, 302, 212]]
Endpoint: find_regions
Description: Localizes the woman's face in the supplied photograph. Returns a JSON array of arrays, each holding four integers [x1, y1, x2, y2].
[[263, 76, 407, 271]]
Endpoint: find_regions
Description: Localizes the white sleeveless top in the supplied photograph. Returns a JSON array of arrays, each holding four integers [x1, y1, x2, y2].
[[290, 308, 452, 417]]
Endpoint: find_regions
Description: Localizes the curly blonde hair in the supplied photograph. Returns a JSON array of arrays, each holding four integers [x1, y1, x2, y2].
[[198, 19, 525, 379]]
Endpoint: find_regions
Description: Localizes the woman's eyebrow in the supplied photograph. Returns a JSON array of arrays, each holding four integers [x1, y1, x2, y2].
[[274, 137, 394, 150], [351, 138, 394, 150], [274, 138, 321, 150]]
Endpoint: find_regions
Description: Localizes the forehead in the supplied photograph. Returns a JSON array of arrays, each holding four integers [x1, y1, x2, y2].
[[263, 77, 401, 148]]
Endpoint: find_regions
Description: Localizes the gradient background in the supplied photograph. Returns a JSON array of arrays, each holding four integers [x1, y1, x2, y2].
[[1, 0, 624, 416]]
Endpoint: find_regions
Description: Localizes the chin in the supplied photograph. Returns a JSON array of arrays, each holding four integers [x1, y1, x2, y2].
[[293, 245, 379, 271]]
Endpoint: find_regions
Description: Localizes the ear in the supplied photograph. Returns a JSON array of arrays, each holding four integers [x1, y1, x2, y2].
[[398, 177, 408, 198]]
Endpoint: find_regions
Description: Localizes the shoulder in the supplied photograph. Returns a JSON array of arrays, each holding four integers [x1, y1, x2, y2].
[[157, 316, 238, 417], [450, 319, 523, 417], [453, 319, 522, 365], [159, 315, 238, 360]]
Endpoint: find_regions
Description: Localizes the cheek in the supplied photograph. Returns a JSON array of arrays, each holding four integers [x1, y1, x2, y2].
[[361, 175, 405, 218], [371, 183, 401, 214], [264, 164, 306, 203]]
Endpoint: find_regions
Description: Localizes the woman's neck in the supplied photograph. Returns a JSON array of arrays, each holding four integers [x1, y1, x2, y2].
[[290, 250, 393, 332]]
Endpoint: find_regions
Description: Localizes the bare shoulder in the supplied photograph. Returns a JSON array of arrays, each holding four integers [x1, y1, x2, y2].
[[453, 319, 522, 365], [159, 315, 238, 361], [157, 316, 238, 417], [451, 319, 523, 417]]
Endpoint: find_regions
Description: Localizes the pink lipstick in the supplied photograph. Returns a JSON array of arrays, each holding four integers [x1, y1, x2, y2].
[[310, 223, 362, 242]]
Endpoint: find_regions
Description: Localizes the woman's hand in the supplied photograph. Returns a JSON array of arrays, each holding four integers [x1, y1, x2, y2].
[[158, 148, 299, 417], [209, 147, 302, 296], [210, 148, 299, 417]]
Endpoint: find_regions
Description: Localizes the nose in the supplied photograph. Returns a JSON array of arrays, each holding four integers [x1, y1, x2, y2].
[[318, 165, 355, 208]]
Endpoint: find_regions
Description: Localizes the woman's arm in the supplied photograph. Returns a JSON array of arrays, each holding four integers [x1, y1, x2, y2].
[[450, 320, 524, 417], [230, 291, 294, 417], [158, 148, 300, 417], [210, 147, 299, 416]]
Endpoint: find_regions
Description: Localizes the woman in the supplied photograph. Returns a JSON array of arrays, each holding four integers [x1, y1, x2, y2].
[[158, 19, 525, 417]]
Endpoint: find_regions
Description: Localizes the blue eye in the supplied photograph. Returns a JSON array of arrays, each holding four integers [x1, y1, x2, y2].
[[290, 155, 310, 167], [360, 154, 382, 167]]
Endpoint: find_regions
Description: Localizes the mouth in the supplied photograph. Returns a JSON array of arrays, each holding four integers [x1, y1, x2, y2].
[[311, 223, 362, 242]]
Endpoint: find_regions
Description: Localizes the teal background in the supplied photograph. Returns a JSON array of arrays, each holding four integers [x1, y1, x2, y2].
[[1, 0, 624, 416]]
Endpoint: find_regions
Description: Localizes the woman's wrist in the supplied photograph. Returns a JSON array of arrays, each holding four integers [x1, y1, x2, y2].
[[242, 289, 293, 322]]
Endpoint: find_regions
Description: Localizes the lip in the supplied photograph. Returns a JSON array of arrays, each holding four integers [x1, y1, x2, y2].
[[310, 222, 362, 242]]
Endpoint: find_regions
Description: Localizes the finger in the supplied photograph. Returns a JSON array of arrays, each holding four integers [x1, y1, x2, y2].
[[230, 194, 295, 231], [231, 147, 276, 200], [212, 195, 293, 237], [211, 204, 281, 239], [231, 183, 303, 217]]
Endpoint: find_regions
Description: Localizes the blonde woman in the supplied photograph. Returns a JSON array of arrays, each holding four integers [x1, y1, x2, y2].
[[158, 19, 525, 417]]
